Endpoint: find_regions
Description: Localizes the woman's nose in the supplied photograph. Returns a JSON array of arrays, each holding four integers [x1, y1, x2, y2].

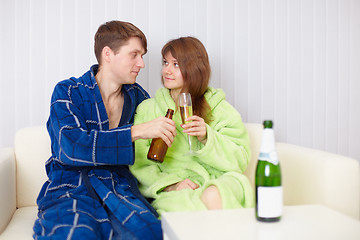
[[163, 64, 171, 74]]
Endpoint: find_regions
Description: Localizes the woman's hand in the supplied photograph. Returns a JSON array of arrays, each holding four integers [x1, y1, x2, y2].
[[163, 178, 199, 192], [181, 115, 207, 144]]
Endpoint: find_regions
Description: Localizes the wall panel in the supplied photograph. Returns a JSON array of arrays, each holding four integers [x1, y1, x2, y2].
[[274, 0, 288, 142], [1, 0, 16, 148], [337, 0, 351, 155], [221, 0, 235, 105], [349, 0, 360, 160], [0, 0, 359, 162], [248, 0, 262, 122], [313, 0, 327, 151], [261, 0, 276, 121], [234, 0, 249, 120], [300, 0, 314, 148]]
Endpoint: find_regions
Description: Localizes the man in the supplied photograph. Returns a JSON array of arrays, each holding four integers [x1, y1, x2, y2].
[[33, 21, 176, 240]]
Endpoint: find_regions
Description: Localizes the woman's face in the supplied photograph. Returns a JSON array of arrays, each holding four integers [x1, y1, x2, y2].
[[162, 52, 184, 93]]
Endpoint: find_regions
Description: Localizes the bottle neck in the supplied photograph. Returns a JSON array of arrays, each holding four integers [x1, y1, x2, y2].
[[165, 109, 174, 119], [259, 128, 279, 165], [260, 129, 275, 153]]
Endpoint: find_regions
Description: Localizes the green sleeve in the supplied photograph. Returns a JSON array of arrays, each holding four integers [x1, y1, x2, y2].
[[195, 100, 251, 173], [130, 100, 183, 198]]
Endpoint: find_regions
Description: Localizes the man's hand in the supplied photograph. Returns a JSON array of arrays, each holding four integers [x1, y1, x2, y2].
[[131, 117, 176, 147], [163, 178, 200, 192]]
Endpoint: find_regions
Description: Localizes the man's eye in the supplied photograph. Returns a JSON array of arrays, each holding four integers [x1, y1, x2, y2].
[[132, 53, 138, 58]]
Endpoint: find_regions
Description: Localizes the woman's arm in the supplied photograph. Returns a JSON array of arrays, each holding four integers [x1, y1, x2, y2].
[[195, 100, 251, 173]]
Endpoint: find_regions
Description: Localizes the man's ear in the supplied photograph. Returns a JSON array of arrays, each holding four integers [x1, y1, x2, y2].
[[102, 46, 112, 63]]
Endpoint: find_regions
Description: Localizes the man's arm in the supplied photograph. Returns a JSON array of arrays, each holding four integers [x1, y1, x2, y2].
[[131, 117, 176, 146]]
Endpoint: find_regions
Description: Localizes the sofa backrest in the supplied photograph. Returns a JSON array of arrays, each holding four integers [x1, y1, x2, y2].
[[13, 123, 263, 208], [15, 126, 50, 208], [243, 123, 263, 190]]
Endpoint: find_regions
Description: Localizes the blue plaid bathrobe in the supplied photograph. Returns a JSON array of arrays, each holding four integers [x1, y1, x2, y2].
[[33, 65, 162, 240]]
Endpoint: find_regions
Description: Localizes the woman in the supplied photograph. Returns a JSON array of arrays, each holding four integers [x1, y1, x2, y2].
[[130, 37, 254, 215]]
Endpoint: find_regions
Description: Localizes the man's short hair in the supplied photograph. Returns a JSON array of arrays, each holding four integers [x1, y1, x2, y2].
[[94, 21, 147, 65]]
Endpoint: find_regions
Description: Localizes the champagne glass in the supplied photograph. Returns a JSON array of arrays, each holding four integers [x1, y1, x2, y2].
[[178, 93, 197, 154]]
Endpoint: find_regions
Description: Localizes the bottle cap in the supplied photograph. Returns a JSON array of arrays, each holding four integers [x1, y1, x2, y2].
[[263, 120, 273, 129]]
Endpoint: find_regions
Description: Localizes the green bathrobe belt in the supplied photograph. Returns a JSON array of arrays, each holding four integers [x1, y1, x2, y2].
[[130, 87, 254, 215]]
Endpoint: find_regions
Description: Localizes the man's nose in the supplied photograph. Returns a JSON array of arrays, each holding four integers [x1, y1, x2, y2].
[[138, 57, 145, 68]]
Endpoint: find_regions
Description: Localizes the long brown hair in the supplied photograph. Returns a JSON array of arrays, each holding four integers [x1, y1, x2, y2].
[[161, 37, 212, 123]]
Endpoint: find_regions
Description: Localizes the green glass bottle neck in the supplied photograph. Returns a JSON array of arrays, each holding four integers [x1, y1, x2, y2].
[[263, 120, 273, 129], [259, 128, 279, 165], [260, 129, 275, 153]]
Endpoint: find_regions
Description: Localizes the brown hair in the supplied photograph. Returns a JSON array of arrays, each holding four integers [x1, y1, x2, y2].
[[161, 37, 212, 123], [94, 21, 147, 65]]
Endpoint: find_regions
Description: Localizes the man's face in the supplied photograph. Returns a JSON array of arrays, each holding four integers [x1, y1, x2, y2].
[[109, 37, 145, 85]]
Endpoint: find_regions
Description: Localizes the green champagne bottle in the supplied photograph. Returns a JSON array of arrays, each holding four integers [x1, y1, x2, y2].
[[255, 120, 282, 222]]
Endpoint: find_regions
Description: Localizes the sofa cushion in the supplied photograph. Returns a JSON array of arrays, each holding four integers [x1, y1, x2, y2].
[[0, 206, 37, 239]]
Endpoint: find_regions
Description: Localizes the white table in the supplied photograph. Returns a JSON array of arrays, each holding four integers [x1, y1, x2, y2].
[[161, 205, 360, 240]]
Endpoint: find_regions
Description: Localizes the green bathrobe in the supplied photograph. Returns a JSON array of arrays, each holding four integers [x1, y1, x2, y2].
[[130, 87, 254, 215]]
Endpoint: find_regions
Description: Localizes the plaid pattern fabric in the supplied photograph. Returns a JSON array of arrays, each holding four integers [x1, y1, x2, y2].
[[33, 65, 162, 240]]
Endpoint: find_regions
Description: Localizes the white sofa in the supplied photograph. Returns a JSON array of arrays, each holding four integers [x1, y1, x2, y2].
[[0, 124, 359, 239]]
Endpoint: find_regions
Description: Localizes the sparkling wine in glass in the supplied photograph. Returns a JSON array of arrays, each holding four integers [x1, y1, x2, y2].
[[178, 93, 197, 153]]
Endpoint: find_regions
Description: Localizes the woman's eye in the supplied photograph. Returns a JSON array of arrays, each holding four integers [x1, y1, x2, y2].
[[162, 60, 168, 65], [174, 63, 179, 67]]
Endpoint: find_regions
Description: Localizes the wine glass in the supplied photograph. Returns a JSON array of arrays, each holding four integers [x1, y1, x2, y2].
[[178, 93, 197, 154]]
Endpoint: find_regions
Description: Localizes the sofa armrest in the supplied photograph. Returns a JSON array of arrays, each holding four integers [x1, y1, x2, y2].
[[0, 148, 16, 234], [277, 142, 360, 220]]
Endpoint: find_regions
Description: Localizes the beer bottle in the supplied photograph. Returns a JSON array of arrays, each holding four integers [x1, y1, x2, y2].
[[147, 109, 174, 163], [255, 120, 282, 222]]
